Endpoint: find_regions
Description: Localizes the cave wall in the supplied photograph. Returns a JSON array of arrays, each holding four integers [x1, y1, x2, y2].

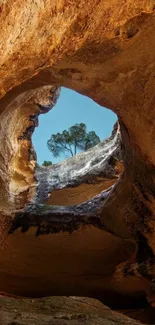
[[1, 1, 155, 323]]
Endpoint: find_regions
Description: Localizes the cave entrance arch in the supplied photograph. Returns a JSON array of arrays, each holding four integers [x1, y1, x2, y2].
[[32, 87, 121, 206], [0, 77, 152, 323]]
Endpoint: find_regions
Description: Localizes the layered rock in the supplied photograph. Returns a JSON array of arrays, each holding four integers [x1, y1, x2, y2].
[[0, 85, 60, 212], [1, 1, 155, 324]]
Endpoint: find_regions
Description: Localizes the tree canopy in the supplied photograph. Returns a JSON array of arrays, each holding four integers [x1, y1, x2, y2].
[[47, 123, 100, 158], [42, 160, 53, 166]]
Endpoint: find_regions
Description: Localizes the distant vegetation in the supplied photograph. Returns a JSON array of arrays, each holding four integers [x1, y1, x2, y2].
[[42, 161, 53, 166], [47, 123, 100, 158]]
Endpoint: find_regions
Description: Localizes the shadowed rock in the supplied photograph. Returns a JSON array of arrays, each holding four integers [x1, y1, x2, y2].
[[1, 295, 152, 325]]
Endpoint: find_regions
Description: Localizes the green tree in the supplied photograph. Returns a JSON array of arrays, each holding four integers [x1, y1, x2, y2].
[[47, 123, 100, 158], [42, 160, 53, 166]]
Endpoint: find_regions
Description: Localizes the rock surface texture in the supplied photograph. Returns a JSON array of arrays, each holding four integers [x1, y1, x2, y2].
[[1, 1, 155, 324], [1, 295, 151, 325]]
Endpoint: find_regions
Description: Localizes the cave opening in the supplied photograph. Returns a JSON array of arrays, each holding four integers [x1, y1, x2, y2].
[[1, 3, 155, 322], [32, 87, 122, 206], [1, 84, 153, 323], [33, 87, 117, 165]]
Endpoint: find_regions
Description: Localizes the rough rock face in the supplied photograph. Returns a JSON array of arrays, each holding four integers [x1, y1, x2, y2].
[[1, 1, 155, 324], [0, 84, 60, 212], [0, 295, 150, 325]]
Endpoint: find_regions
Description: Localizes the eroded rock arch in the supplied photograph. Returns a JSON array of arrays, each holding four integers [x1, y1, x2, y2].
[[0, 1, 155, 323]]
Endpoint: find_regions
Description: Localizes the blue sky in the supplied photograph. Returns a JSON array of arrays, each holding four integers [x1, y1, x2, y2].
[[32, 87, 117, 164]]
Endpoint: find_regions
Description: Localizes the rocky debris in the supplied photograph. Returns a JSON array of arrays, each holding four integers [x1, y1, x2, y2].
[[0, 296, 149, 325]]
